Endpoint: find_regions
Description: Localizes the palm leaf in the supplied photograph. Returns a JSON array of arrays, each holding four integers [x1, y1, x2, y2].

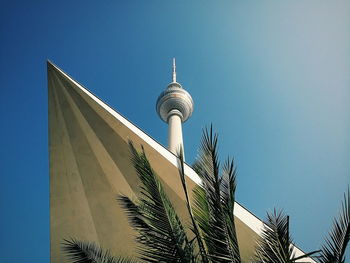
[[62, 238, 135, 263], [192, 126, 241, 263], [118, 142, 194, 263], [254, 209, 318, 263], [254, 210, 293, 263], [318, 188, 350, 263], [177, 148, 209, 263], [221, 158, 240, 262]]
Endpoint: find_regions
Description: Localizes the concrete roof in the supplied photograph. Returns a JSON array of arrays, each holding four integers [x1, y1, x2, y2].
[[48, 61, 316, 263]]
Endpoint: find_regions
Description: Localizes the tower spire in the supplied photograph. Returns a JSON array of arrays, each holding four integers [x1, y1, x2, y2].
[[172, 57, 176, 83]]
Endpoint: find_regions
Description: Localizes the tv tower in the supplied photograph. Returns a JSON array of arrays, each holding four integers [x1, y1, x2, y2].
[[156, 58, 194, 159]]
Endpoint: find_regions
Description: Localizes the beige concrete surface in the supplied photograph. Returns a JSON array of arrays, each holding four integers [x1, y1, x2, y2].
[[49, 62, 202, 263]]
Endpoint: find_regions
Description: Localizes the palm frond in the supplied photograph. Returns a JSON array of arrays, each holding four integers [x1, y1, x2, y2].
[[221, 158, 240, 262], [177, 148, 209, 263], [61, 238, 135, 263], [254, 209, 293, 263], [118, 142, 194, 263], [193, 125, 241, 263], [254, 209, 318, 263], [319, 187, 350, 263]]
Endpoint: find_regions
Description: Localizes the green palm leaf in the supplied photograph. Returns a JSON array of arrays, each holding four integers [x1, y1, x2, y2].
[[61, 238, 135, 263], [319, 188, 350, 263], [221, 158, 240, 262], [192, 126, 241, 263], [177, 148, 209, 263], [254, 210, 294, 263], [254, 210, 318, 263], [118, 142, 195, 263]]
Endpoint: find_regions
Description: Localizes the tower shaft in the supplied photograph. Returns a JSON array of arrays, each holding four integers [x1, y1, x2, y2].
[[168, 114, 184, 157]]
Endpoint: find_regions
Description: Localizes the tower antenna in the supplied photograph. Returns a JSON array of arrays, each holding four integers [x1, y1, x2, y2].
[[172, 57, 176, 83]]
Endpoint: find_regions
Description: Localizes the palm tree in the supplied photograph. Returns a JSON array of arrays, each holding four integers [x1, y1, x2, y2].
[[116, 127, 241, 262], [62, 127, 349, 263], [253, 188, 350, 263], [318, 188, 350, 263], [253, 209, 319, 263]]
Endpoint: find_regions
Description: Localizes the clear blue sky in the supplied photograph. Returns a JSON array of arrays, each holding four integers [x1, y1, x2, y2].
[[0, 1, 349, 262]]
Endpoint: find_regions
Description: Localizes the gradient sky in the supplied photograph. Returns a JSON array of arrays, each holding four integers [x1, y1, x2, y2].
[[0, 1, 349, 262]]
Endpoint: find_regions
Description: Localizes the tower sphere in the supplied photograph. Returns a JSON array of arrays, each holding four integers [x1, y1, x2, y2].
[[156, 81, 194, 123]]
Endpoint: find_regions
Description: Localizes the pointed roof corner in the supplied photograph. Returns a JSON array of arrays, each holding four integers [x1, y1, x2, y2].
[[47, 61, 79, 98], [47, 59, 56, 69], [47, 60, 60, 81], [47, 61, 77, 89], [47, 60, 60, 72]]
